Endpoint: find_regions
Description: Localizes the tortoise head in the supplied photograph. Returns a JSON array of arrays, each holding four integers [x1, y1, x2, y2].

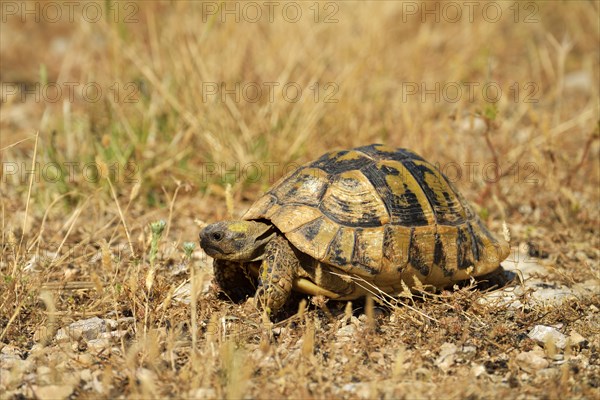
[[199, 220, 277, 262]]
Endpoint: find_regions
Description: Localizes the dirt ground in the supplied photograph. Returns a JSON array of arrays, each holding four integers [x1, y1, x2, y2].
[[1, 1, 599, 399]]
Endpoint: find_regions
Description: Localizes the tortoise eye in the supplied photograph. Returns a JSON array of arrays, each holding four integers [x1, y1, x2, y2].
[[211, 232, 224, 241]]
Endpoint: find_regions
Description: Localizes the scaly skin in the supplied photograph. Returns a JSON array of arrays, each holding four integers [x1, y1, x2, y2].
[[255, 235, 297, 312], [213, 259, 257, 303], [200, 220, 355, 313]]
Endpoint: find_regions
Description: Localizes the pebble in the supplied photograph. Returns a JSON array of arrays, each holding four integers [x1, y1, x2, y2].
[[100, 330, 128, 340], [0, 346, 23, 369], [564, 70, 593, 93], [136, 367, 158, 382], [32, 384, 74, 400], [536, 368, 559, 379], [87, 338, 111, 351], [79, 369, 93, 382], [341, 382, 373, 399], [471, 364, 486, 377], [172, 282, 192, 304], [73, 353, 94, 366], [528, 325, 568, 349], [568, 331, 588, 347], [336, 323, 358, 339], [55, 317, 116, 343], [189, 387, 217, 399], [1, 344, 22, 356], [435, 342, 458, 372], [461, 345, 477, 360], [454, 114, 488, 135], [0, 368, 11, 388], [516, 350, 549, 373], [271, 327, 286, 336]]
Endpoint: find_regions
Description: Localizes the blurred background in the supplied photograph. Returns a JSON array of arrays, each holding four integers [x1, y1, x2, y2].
[[2, 1, 598, 217], [1, 2, 599, 398], [1, 0, 598, 275]]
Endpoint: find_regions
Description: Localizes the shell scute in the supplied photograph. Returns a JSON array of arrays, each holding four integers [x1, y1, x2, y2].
[[320, 170, 389, 227], [401, 159, 468, 225], [356, 143, 425, 163], [311, 149, 370, 174], [287, 216, 339, 260], [269, 204, 323, 233], [325, 227, 355, 267], [351, 227, 385, 275], [377, 160, 434, 226], [407, 226, 436, 278], [243, 194, 277, 220], [456, 224, 477, 270], [382, 225, 412, 271], [269, 167, 328, 207]]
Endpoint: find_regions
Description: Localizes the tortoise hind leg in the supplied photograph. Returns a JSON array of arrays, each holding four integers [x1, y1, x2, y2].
[[292, 255, 355, 299]]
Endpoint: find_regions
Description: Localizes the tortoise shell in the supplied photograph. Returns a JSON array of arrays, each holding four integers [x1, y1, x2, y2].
[[243, 144, 509, 288]]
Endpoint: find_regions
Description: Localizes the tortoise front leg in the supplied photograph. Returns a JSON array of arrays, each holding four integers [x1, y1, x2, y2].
[[213, 260, 257, 303], [255, 236, 299, 313]]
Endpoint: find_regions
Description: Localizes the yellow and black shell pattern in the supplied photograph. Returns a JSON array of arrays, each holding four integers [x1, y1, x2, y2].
[[243, 144, 510, 289]]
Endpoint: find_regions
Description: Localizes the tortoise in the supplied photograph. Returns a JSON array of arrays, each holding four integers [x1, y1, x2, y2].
[[199, 144, 510, 313]]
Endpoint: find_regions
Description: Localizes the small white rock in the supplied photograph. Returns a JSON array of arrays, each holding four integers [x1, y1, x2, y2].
[[36, 366, 53, 385], [462, 345, 477, 357], [336, 324, 357, 339], [516, 350, 549, 373], [564, 70, 593, 93], [172, 282, 192, 304], [135, 368, 158, 393], [0, 345, 22, 356], [55, 317, 113, 342], [0, 368, 12, 390], [454, 114, 488, 135], [471, 363, 486, 377], [0, 346, 23, 369], [189, 387, 217, 399], [54, 329, 71, 343], [435, 342, 458, 372], [568, 331, 588, 347], [87, 338, 111, 351], [79, 369, 93, 382], [99, 329, 128, 340], [341, 382, 372, 399], [32, 384, 74, 400], [528, 325, 568, 349], [536, 368, 559, 379]]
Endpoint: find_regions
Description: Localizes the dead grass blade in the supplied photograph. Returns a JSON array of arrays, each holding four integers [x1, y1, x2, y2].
[[13, 130, 39, 276]]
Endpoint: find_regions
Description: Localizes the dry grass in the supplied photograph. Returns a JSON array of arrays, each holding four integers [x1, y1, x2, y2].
[[1, 1, 599, 399]]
